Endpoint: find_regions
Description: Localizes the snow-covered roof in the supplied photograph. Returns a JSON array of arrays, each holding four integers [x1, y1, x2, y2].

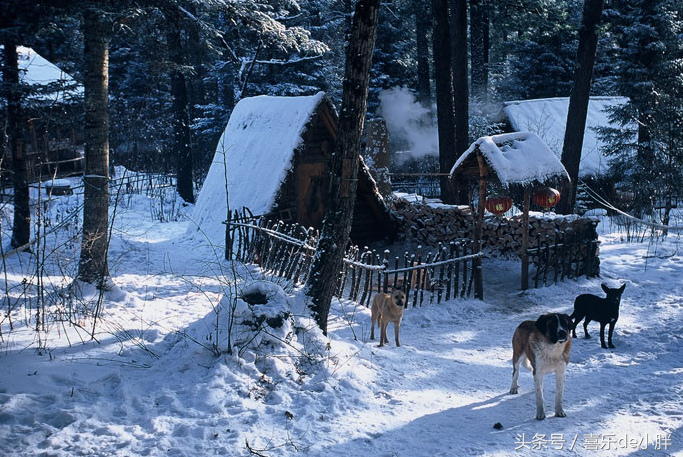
[[502, 96, 628, 177], [191, 92, 327, 247], [0, 46, 82, 103], [450, 131, 569, 187]]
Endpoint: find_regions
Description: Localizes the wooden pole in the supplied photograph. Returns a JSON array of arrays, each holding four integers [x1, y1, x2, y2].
[[474, 154, 486, 299], [521, 188, 531, 290]]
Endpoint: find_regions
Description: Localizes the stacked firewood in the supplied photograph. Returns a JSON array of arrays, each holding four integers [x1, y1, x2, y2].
[[392, 197, 473, 245], [391, 196, 599, 262]]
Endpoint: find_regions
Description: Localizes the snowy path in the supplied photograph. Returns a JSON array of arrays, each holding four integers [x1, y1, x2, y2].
[[1, 211, 682, 456]]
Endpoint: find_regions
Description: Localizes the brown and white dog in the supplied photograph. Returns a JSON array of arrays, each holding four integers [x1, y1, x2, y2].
[[370, 288, 406, 347], [509, 313, 573, 420]]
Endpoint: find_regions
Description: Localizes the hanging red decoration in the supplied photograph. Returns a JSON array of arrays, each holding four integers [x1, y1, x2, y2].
[[485, 195, 512, 216], [534, 187, 561, 210]]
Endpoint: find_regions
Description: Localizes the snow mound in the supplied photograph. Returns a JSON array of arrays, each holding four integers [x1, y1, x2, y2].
[[197, 281, 329, 381], [190, 92, 326, 248]]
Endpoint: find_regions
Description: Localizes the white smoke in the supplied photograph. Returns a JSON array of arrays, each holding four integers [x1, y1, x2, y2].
[[378, 87, 438, 158]]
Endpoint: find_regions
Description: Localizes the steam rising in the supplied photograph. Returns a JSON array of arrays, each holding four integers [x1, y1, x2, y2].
[[378, 87, 438, 158]]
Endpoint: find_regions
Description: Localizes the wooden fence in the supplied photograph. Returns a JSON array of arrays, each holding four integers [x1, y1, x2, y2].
[[224, 208, 484, 306], [526, 226, 600, 288], [336, 241, 484, 307]]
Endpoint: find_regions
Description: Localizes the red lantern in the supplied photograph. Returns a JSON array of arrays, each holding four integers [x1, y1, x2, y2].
[[485, 195, 512, 216], [534, 187, 561, 210]]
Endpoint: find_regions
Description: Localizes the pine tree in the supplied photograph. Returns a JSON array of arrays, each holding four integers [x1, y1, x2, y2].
[[599, 0, 683, 221], [493, 0, 580, 101]]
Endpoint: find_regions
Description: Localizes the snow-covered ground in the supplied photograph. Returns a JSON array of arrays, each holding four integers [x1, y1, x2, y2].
[[0, 185, 681, 456]]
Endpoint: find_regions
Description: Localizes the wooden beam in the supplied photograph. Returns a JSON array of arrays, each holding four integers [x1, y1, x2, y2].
[[521, 188, 530, 290], [474, 153, 486, 299]]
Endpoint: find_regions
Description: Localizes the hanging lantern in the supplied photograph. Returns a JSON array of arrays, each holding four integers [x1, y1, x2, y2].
[[485, 194, 512, 216], [534, 187, 561, 210]]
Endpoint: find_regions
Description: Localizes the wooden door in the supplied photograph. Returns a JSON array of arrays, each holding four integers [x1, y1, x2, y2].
[[296, 162, 327, 228]]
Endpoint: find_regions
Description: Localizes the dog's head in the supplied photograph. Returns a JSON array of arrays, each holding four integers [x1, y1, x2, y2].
[[601, 283, 626, 306], [535, 313, 573, 344], [390, 288, 406, 308]]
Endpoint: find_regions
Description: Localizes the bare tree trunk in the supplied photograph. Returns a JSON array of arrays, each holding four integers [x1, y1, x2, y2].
[[451, 0, 469, 204], [167, 16, 195, 204], [2, 39, 30, 248], [415, 0, 432, 106], [78, 5, 111, 286], [306, 0, 380, 335], [470, 0, 489, 100], [431, 0, 457, 204], [559, 0, 604, 214]]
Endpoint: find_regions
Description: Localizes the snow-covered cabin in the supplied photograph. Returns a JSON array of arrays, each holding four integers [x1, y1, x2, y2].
[[192, 92, 394, 248], [0, 46, 83, 182], [501, 96, 628, 178], [0, 46, 82, 103], [449, 131, 569, 188]]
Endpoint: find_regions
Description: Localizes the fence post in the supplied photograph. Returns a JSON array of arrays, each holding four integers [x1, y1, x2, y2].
[[412, 246, 422, 308], [225, 210, 232, 260], [382, 250, 390, 293], [521, 189, 531, 290]]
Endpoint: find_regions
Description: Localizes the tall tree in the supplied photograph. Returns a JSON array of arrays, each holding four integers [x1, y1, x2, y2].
[[451, 0, 468, 203], [558, 0, 604, 214], [1, 1, 36, 249], [415, 0, 432, 106], [469, 0, 489, 100], [431, 0, 457, 203], [306, 0, 381, 335], [1, 35, 30, 249], [166, 10, 195, 204], [78, 3, 111, 287]]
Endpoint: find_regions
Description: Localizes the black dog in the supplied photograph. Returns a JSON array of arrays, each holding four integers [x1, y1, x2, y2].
[[570, 283, 626, 349]]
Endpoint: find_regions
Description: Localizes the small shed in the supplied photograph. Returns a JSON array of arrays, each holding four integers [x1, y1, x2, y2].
[[192, 92, 394, 248], [450, 132, 570, 291]]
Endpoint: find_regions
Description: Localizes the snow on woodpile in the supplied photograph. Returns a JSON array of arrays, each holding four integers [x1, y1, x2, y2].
[[450, 131, 569, 187], [0, 46, 82, 102], [191, 92, 325, 247], [503, 96, 629, 177]]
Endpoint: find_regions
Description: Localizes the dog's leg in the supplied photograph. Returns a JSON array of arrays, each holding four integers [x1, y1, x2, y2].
[[534, 371, 546, 420], [583, 318, 591, 339], [571, 315, 582, 338], [394, 321, 400, 347], [554, 365, 567, 417], [379, 320, 388, 347], [599, 322, 608, 349], [607, 321, 616, 349], [510, 354, 522, 394]]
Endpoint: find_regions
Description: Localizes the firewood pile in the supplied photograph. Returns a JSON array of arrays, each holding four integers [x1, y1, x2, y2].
[[391, 196, 600, 265]]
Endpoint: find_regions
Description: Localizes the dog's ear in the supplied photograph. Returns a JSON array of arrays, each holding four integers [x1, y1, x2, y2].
[[535, 314, 550, 333], [601, 283, 610, 294], [619, 283, 626, 293]]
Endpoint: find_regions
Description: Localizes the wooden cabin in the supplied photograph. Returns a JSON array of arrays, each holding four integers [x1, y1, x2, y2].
[[0, 46, 83, 186], [192, 93, 395, 248]]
